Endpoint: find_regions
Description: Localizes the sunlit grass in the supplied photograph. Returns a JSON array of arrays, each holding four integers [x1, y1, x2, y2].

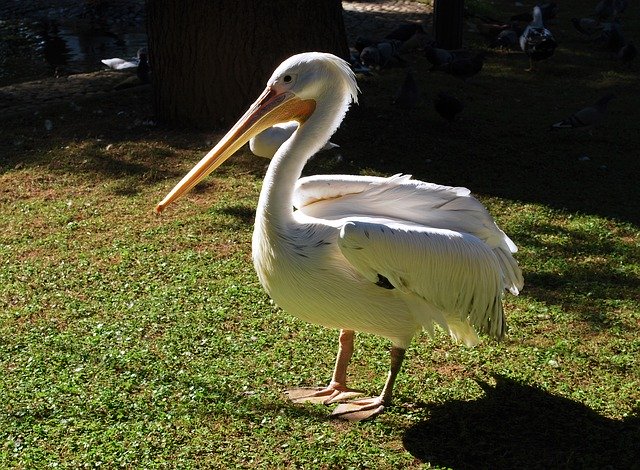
[[1, 1, 639, 468]]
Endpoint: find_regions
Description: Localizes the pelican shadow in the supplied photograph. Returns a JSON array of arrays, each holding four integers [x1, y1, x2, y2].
[[403, 375, 640, 469]]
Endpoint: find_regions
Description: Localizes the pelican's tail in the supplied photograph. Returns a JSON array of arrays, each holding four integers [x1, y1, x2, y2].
[[447, 320, 480, 347], [495, 248, 524, 295]]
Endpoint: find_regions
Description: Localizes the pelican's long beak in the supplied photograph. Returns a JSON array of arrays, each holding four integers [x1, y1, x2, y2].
[[156, 87, 316, 213]]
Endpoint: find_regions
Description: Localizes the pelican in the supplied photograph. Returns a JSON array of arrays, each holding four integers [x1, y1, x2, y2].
[[249, 122, 338, 158], [156, 52, 523, 421]]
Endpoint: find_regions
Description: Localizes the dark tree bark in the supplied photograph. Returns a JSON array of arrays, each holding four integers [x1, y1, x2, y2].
[[146, 0, 349, 128], [434, 0, 464, 49]]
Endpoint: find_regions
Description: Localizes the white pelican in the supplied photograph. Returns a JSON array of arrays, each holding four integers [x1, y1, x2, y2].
[[156, 52, 523, 421], [249, 122, 338, 158]]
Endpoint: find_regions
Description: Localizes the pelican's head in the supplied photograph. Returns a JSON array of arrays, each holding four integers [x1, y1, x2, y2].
[[156, 52, 358, 213]]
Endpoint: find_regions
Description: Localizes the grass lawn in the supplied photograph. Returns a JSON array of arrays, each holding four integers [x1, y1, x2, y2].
[[1, 1, 639, 468]]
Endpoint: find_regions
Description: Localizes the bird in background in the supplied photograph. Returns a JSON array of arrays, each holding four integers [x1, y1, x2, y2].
[[356, 22, 430, 58], [384, 22, 425, 42], [393, 70, 421, 109], [520, 5, 557, 71], [550, 93, 615, 131], [571, 17, 603, 38], [595, 0, 628, 20], [511, 2, 558, 24], [618, 41, 637, 67], [103, 47, 151, 90], [360, 39, 404, 69], [101, 47, 148, 77], [431, 51, 486, 82], [597, 20, 626, 53], [155, 52, 523, 421], [249, 122, 338, 159], [433, 91, 465, 122], [491, 27, 521, 49], [135, 48, 150, 84], [424, 44, 454, 67]]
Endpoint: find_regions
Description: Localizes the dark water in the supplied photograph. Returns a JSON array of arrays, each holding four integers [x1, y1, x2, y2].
[[0, 5, 146, 87]]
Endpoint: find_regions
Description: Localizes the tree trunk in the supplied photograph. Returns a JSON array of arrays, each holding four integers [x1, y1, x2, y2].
[[146, 0, 349, 128], [434, 0, 464, 49]]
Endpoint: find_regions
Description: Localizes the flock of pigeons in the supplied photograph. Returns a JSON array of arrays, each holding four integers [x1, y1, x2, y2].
[[99, 1, 632, 156], [344, 0, 632, 131]]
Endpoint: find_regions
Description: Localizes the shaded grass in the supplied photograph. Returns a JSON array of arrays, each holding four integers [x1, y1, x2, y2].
[[1, 1, 639, 468]]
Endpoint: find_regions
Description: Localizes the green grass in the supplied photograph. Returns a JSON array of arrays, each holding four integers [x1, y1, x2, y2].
[[1, 1, 639, 468]]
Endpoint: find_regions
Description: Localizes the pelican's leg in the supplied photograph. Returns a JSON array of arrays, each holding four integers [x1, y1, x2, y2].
[[331, 346, 406, 421], [285, 329, 364, 405]]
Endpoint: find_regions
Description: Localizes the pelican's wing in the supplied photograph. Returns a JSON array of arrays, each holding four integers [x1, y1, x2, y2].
[[250, 122, 339, 158], [295, 174, 523, 294], [249, 122, 298, 158], [338, 220, 506, 342]]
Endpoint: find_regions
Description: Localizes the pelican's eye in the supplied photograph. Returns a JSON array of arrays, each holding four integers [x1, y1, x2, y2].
[[279, 73, 298, 88]]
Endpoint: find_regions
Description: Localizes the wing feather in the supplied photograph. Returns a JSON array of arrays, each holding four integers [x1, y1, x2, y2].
[[338, 221, 506, 341], [296, 174, 523, 294]]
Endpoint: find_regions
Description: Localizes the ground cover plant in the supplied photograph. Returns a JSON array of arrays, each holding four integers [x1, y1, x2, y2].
[[1, 1, 639, 468]]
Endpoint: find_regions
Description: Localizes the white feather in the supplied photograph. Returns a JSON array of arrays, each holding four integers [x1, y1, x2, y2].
[[294, 174, 523, 294], [338, 221, 505, 345], [101, 58, 138, 70], [249, 122, 338, 159]]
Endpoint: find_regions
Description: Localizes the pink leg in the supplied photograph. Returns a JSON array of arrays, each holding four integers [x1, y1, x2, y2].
[[285, 329, 363, 404], [331, 346, 406, 421]]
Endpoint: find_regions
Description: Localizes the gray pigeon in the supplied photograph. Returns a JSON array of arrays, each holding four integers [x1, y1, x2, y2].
[[550, 94, 615, 130], [424, 44, 454, 67], [360, 40, 403, 69], [431, 52, 486, 81], [571, 17, 603, 37]]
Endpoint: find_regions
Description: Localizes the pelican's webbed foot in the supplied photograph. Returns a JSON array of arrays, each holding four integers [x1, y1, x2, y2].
[[284, 384, 363, 405], [330, 396, 386, 421]]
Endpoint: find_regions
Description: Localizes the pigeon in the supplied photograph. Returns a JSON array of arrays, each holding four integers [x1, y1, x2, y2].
[[618, 42, 637, 67], [433, 91, 464, 122], [423, 44, 454, 67], [491, 28, 521, 49], [348, 52, 372, 76], [431, 52, 486, 81], [520, 6, 557, 71], [135, 48, 150, 84], [385, 23, 425, 42], [355, 23, 429, 59], [393, 71, 421, 109], [598, 21, 625, 53], [550, 94, 615, 131], [474, 18, 513, 41], [571, 17, 603, 37], [360, 40, 404, 68], [595, 0, 628, 20]]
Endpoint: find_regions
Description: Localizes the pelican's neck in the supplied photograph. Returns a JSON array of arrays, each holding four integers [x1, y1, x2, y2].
[[256, 89, 349, 231]]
